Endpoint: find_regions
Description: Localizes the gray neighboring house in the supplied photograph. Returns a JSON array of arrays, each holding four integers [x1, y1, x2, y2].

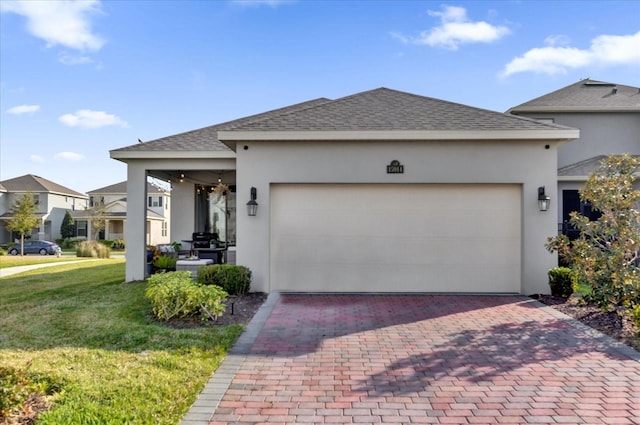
[[508, 79, 640, 236], [111, 87, 579, 294], [0, 174, 88, 243], [74, 181, 170, 245]]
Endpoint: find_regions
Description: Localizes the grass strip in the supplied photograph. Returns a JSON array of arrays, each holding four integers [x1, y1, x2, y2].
[[0, 260, 242, 424]]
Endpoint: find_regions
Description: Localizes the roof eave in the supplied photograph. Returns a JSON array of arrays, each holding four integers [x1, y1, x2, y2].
[[558, 175, 589, 182], [218, 129, 580, 144], [110, 150, 236, 161], [510, 106, 640, 113]]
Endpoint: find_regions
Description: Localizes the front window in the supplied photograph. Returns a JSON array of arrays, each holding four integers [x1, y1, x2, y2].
[[76, 220, 88, 237], [194, 185, 236, 246]]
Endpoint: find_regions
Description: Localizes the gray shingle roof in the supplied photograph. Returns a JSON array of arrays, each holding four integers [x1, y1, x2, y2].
[[88, 181, 166, 195], [558, 155, 608, 177], [508, 79, 640, 113], [558, 154, 640, 177], [223, 88, 568, 132], [111, 98, 331, 154], [0, 174, 87, 198], [113, 88, 578, 158]]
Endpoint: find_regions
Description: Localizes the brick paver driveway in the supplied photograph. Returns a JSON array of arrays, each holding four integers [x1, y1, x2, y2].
[[183, 294, 640, 425]]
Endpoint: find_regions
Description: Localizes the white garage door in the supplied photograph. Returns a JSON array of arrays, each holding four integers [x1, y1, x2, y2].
[[270, 184, 521, 293]]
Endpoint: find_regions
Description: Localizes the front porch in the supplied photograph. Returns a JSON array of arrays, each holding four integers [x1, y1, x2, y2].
[[119, 157, 237, 281]]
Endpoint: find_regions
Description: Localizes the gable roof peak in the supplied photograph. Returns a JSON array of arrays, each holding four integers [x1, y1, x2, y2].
[[0, 174, 87, 198], [508, 78, 640, 113]]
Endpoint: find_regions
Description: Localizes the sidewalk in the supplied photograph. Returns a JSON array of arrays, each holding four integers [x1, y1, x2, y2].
[[0, 256, 123, 278]]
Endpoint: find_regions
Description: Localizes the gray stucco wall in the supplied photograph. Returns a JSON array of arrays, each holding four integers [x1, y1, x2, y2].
[[522, 113, 639, 168], [235, 139, 562, 295]]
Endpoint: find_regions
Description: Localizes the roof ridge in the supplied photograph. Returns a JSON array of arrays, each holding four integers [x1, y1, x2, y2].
[[219, 97, 333, 130]]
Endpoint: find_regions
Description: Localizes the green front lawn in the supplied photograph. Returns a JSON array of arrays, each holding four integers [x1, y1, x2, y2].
[[0, 260, 243, 424]]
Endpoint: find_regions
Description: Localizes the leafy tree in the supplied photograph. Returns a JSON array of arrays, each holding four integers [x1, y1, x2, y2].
[[60, 210, 75, 239], [546, 154, 640, 309], [6, 193, 40, 256]]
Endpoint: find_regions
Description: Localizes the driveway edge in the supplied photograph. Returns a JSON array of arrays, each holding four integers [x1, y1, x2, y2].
[[180, 292, 280, 425], [527, 298, 640, 361]]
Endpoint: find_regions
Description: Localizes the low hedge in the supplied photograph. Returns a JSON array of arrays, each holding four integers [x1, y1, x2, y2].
[[197, 264, 251, 295], [146, 271, 227, 321], [548, 267, 575, 297]]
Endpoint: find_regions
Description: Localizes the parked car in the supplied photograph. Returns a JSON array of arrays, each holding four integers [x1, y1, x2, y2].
[[7, 240, 62, 256]]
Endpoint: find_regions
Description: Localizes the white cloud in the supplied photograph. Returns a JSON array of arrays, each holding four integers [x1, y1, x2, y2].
[[0, 0, 105, 51], [544, 34, 571, 47], [7, 104, 40, 114], [393, 5, 510, 50], [54, 151, 84, 161], [59, 109, 129, 129], [58, 52, 94, 66], [502, 31, 640, 77], [29, 154, 45, 163]]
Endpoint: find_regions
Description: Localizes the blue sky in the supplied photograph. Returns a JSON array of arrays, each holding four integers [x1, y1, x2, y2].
[[1, 0, 639, 194]]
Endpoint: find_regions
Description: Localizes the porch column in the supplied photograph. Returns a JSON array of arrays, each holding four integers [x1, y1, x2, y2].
[[125, 163, 148, 282]]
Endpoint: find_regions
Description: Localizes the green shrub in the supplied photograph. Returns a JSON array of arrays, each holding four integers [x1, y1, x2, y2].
[[146, 271, 227, 321], [0, 247, 5, 256], [152, 255, 177, 270], [112, 238, 125, 250], [197, 264, 252, 295], [632, 304, 640, 330], [76, 240, 111, 258], [60, 238, 80, 250], [548, 267, 575, 297], [99, 239, 114, 248]]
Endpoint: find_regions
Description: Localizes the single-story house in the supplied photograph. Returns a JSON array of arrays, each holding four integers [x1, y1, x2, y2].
[[111, 88, 579, 294]]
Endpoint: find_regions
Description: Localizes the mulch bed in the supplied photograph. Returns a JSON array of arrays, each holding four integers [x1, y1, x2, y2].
[[163, 292, 268, 328], [533, 294, 640, 352]]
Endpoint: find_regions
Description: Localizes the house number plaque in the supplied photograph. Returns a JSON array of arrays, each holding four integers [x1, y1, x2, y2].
[[386, 160, 404, 174]]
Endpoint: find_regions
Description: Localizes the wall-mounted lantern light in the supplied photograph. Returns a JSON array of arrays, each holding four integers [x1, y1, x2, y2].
[[538, 186, 551, 212], [246, 187, 258, 216]]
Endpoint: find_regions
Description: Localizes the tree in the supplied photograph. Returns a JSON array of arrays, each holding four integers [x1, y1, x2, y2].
[[88, 201, 107, 240], [6, 193, 40, 256], [546, 154, 640, 309], [60, 210, 75, 239]]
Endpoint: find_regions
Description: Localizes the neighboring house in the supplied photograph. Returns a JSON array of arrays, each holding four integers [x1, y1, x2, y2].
[[508, 79, 640, 236], [0, 174, 88, 243], [111, 87, 579, 294], [74, 181, 171, 245]]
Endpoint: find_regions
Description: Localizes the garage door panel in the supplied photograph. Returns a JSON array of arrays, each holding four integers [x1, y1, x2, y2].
[[271, 184, 521, 293]]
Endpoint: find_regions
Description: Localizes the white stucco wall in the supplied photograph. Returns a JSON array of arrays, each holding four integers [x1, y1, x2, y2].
[[236, 139, 562, 295]]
